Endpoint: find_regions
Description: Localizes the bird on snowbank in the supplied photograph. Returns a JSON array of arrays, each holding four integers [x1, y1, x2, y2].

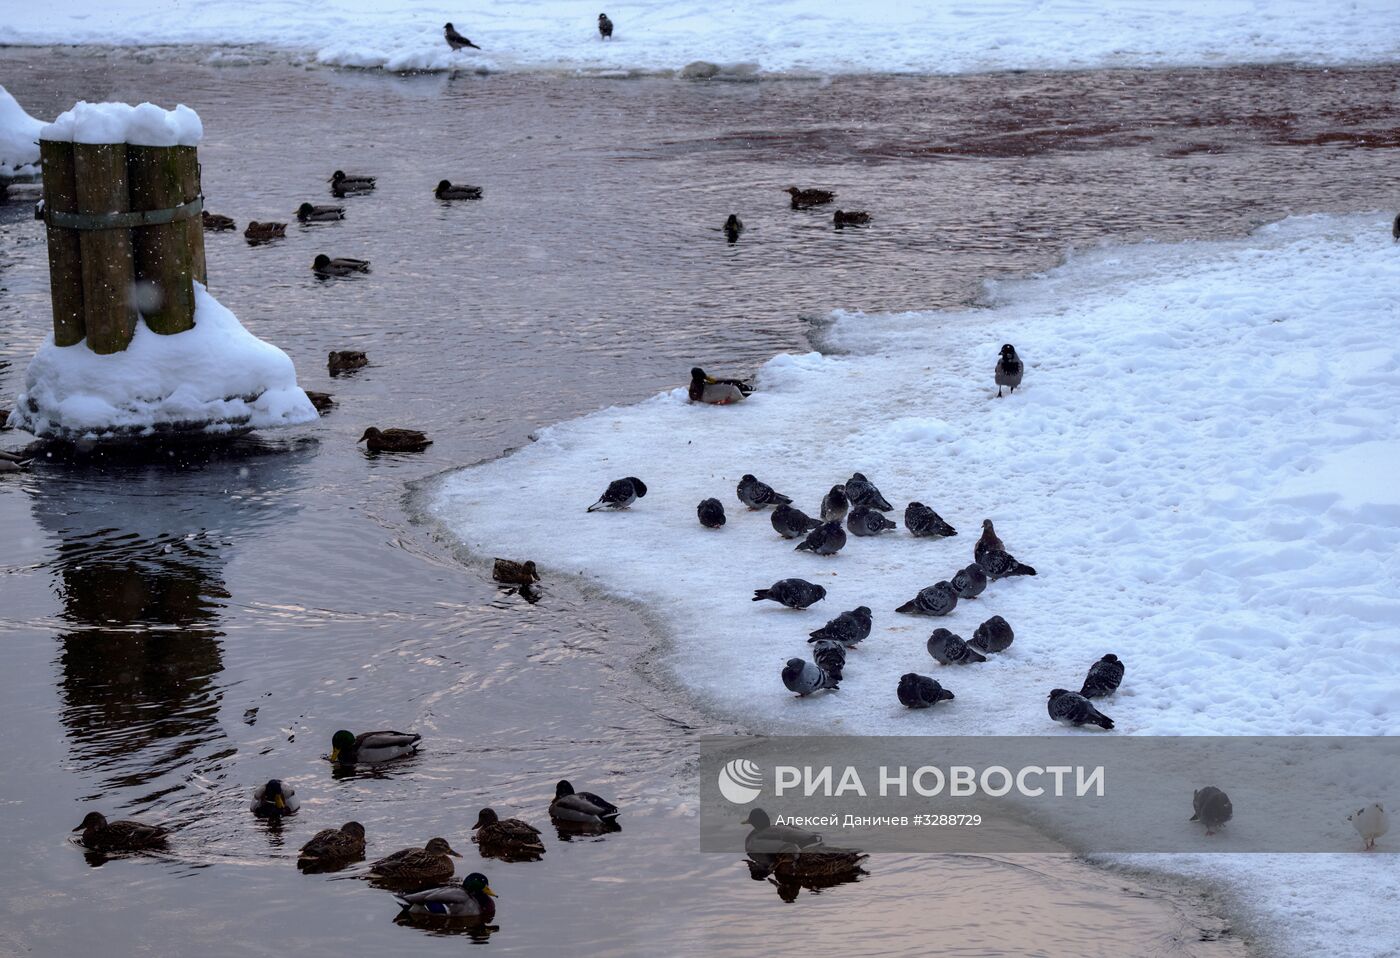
[[1080, 654, 1124, 698], [697, 497, 726, 528], [821, 484, 849, 523], [845, 472, 893, 511], [689, 367, 753, 404], [550, 779, 620, 826], [810, 639, 846, 681], [202, 210, 235, 231], [951, 563, 987, 600], [1191, 786, 1233, 836], [588, 476, 647, 511], [444, 23, 481, 50], [436, 180, 483, 200], [1348, 803, 1388, 850], [1047, 689, 1114, 730], [598, 13, 613, 38], [995, 343, 1023, 397], [847, 506, 896, 536], [785, 186, 835, 209], [795, 521, 846, 556], [896, 581, 958, 617], [833, 210, 871, 228], [723, 213, 743, 243], [298, 822, 366, 870], [737, 473, 791, 509], [783, 656, 839, 696], [771, 503, 821, 539], [493, 559, 539, 585], [905, 502, 957, 538], [970, 615, 1014, 654], [394, 873, 497, 919], [753, 578, 826, 609], [808, 606, 872, 647], [312, 254, 370, 277], [975, 519, 1037, 578], [251, 779, 300, 816], [297, 203, 345, 222], [244, 221, 285, 242], [72, 812, 168, 851], [371, 837, 461, 883], [927, 628, 985, 665], [328, 350, 367, 374], [897, 673, 954, 709], [329, 170, 376, 193], [359, 427, 432, 453], [472, 807, 546, 859], [330, 729, 421, 765]]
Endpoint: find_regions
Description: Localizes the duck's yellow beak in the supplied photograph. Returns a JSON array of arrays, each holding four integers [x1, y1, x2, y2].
[[704, 376, 719, 384], [274, 795, 286, 810], [329, 748, 340, 762], [483, 885, 498, 897]]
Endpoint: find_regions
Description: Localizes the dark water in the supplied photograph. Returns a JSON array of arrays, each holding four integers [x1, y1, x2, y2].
[[4, 52, 1398, 956]]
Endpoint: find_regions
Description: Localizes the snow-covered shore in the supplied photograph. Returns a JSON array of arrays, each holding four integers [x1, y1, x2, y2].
[[431, 213, 1400, 955], [3, 0, 1398, 75], [0, 84, 43, 178]]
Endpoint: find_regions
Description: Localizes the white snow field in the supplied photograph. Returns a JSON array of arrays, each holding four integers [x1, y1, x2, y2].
[[3, 0, 1398, 75], [0, 84, 43, 178], [432, 213, 1400, 956]]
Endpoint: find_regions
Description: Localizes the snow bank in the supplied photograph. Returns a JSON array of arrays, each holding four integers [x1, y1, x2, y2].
[[0, 84, 43, 178], [431, 213, 1400, 956], [1, 0, 1398, 75], [41, 101, 202, 147], [10, 283, 317, 439]]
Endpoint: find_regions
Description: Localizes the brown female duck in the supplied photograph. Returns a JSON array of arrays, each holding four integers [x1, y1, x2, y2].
[[72, 811, 168, 852], [471, 808, 546, 859], [358, 427, 432, 453]]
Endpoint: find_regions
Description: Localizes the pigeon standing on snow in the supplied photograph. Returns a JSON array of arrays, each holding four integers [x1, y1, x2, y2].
[[753, 578, 827, 609], [969, 615, 1014, 653], [1191, 786, 1233, 835], [1047, 689, 1114, 730], [844, 473, 893, 511], [897, 673, 955, 709], [598, 13, 614, 38], [444, 23, 481, 50], [737, 474, 793, 510], [796, 521, 846, 556], [1348, 803, 1389, 850], [975, 519, 1037, 578], [783, 657, 839, 696], [951, 563, 987, 600], [1080, 654, 1124, 697], [697, 497, 726, 529], [810, 639, 846, 681], [905, 502, 957, 538], [995, 343, 1023, 397], [588, 477, 648, 512], [821, 485, 849, 523], [1392, 213, 1399, 241], [771, 503, 821, 539], [847, 506, 897, 537], [926, 629, 986, 665], [895, 581, 958, 617], [808, 606, 872, 648]]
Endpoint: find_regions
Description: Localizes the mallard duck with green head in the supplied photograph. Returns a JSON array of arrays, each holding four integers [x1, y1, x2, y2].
[[312, 254, 370, 277], [250, 779, 300, 817], [329, 170, 376, 194], [741, 807, 824, 862], [688, 367, 753, 405], [549, 779, 620, 826], [370, 837, 461, 883], [330, 729, 421, 766], [298, 821, 366, 870], [435, 180, 483, 201], [72, 812, 168, 851], [297, 203, 345, 222], [358, 427, 432, 453], [394, 872, 497, 918], [472, 808, 546, 859]]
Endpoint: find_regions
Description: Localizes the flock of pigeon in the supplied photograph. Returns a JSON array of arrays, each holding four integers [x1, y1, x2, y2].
[[70, 729, 623, 921]]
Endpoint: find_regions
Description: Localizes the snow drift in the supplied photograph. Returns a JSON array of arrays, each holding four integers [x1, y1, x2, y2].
[[0, 84, 43, 178]]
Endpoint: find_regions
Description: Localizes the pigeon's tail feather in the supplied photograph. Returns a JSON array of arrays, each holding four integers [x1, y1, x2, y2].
[[967, 647, 988, 663], [1010, 562, 1037, 576], [895, 599, 918, 614], [1090, 712, 1114, 730], [753, 589, 771, 602], [1189, 812, 1200, 821], [794, 540, 814, 552]]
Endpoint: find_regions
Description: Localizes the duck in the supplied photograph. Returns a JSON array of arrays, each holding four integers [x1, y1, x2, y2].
[[394, 872, 496, 919], [297, 202, 345, 222], [370, 837, 461, 883], [741, 807, 824, 861], [72, 811, 168, 851], [305, 390, 335, 412], [329, 170, 376, 194], [444, 23, 482, 51], [689, 367, 753, 404], [771, 842, 867, 880], [298, 821, 366, 869], [833, 209, 871, 228], [358, 427, 432, 453], [328, 350, 368, 375], [330, 729, 422, 766], [250, 779, 300, 817], [785, 186, 835, 209], [549, 779, 620, 825], [472, 808, 546, 858], [201, 210, 235, 231], [312, 254, 370, 277], [244, 221, 286, 242], [598, 13, 613, 38], [492, 559, 539, 585], [0, 406, 10, 429], [723, 213, 743, 242], [435, 180, 483, 200]]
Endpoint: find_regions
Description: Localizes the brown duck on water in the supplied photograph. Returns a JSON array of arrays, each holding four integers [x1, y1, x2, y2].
[[244, 221, 286, 242], [492, 559, 539, 585], [298, 821, 366, 870], [785, 186, 835, 209], [202, 210, 236, 231], [72, 811, 168, 851], [370, 837, 461, 883], [328, 351, 367, 375], [472, 807, 547, 859], [833, 209, 871, 228], [358, 427, 432, 453], [305, 390, 335, 413]]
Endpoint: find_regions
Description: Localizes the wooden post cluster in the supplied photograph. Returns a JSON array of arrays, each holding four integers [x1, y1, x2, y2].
[[40, 140, 206, 355]]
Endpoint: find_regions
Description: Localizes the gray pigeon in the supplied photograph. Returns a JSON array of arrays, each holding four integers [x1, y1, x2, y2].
[[753, 578, 827, 609], [976, 519, 1037, 577], [697, 497, 726, 529], [808, 606, 872, 647], [737, 474, 793, 510], [1047, 689, 1114, 730], [820, 484, 849, 523], [783, 657, 839, 696], [795, 521, 846, 556], [895, 581, 958, 617], [810, 639, 846, 680], [926, 628, 986, 665], [847, 507, 896, 537], [845, 473, 893, 511], [1191, 786, 1233, 835], [771, 503, 821, 539], [905, 502, 957, 538], [951, 563, 987, 600], [588, 476, 647, 512], [995, 344, 1023, 397], [1080, 654, 1124, 698], [969, 615, 1014, 653], [897, 673, 955, 709]]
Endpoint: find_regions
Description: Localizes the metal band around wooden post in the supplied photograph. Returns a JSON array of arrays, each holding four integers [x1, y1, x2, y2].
[[38, 140, 85, 347], [128, 144, 205, 333], [72, 142, 136, 355]]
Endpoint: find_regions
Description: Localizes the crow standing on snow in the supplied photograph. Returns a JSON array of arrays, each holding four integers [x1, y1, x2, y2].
[[598, 13, 614, 38], [445, 23, 481, 50], [995, 343, 1023, 396]]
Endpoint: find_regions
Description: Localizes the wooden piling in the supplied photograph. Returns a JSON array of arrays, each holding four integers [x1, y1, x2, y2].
[[39, 140, 86, 347], [127, 144, 203, 334], [72, 143, 136, 355]]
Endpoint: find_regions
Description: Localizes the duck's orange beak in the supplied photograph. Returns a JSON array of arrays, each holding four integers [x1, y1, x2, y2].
[[329, 747, 340, 762], [483, 885, 498, 897], [274, 795, 286, 810]]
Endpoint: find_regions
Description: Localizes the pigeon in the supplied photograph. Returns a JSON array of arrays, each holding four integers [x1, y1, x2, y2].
[[697, 497, 726, 529], [995, 343, 1023, 397], [1348, 803, 1389, 850], [897, 673, 955, 709], [690, 367, 753, 404], [737, 473, 792, 510], [951, 563, 987, 600], [847, 506, 896, 536], [810, 639, 846, 680], [588, 476, 648, 512], [845, 472, 893, 511], [312, 255, 370, 277], [782, 657, 839, 696], [833, 210, 871, 228], [974, 519, 1006, 564], [820, 484, 849, 523], [328, 171, 375, 195], [976, 521, 1036, 578], [771, 503, 821, 539], [296, 203, 345, 222], [753, 578, 827, 609], [1080, 654, 1124, 698], [1047, 689, 1114, 730], [969, 615, 1014, 653], [723, 214, 743, 243], [785, 187, 836, 209], [1191, 786, 1234, 835], [895, 581, 958, 617], [435, 180, 483, 200], [807, 606, 872, 648], [905, 502, 957, 538], [795, 521, 846, 556], [598, 12, 613, 38], [926, 628, 986, 665], [444, 22, 481, 50]]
